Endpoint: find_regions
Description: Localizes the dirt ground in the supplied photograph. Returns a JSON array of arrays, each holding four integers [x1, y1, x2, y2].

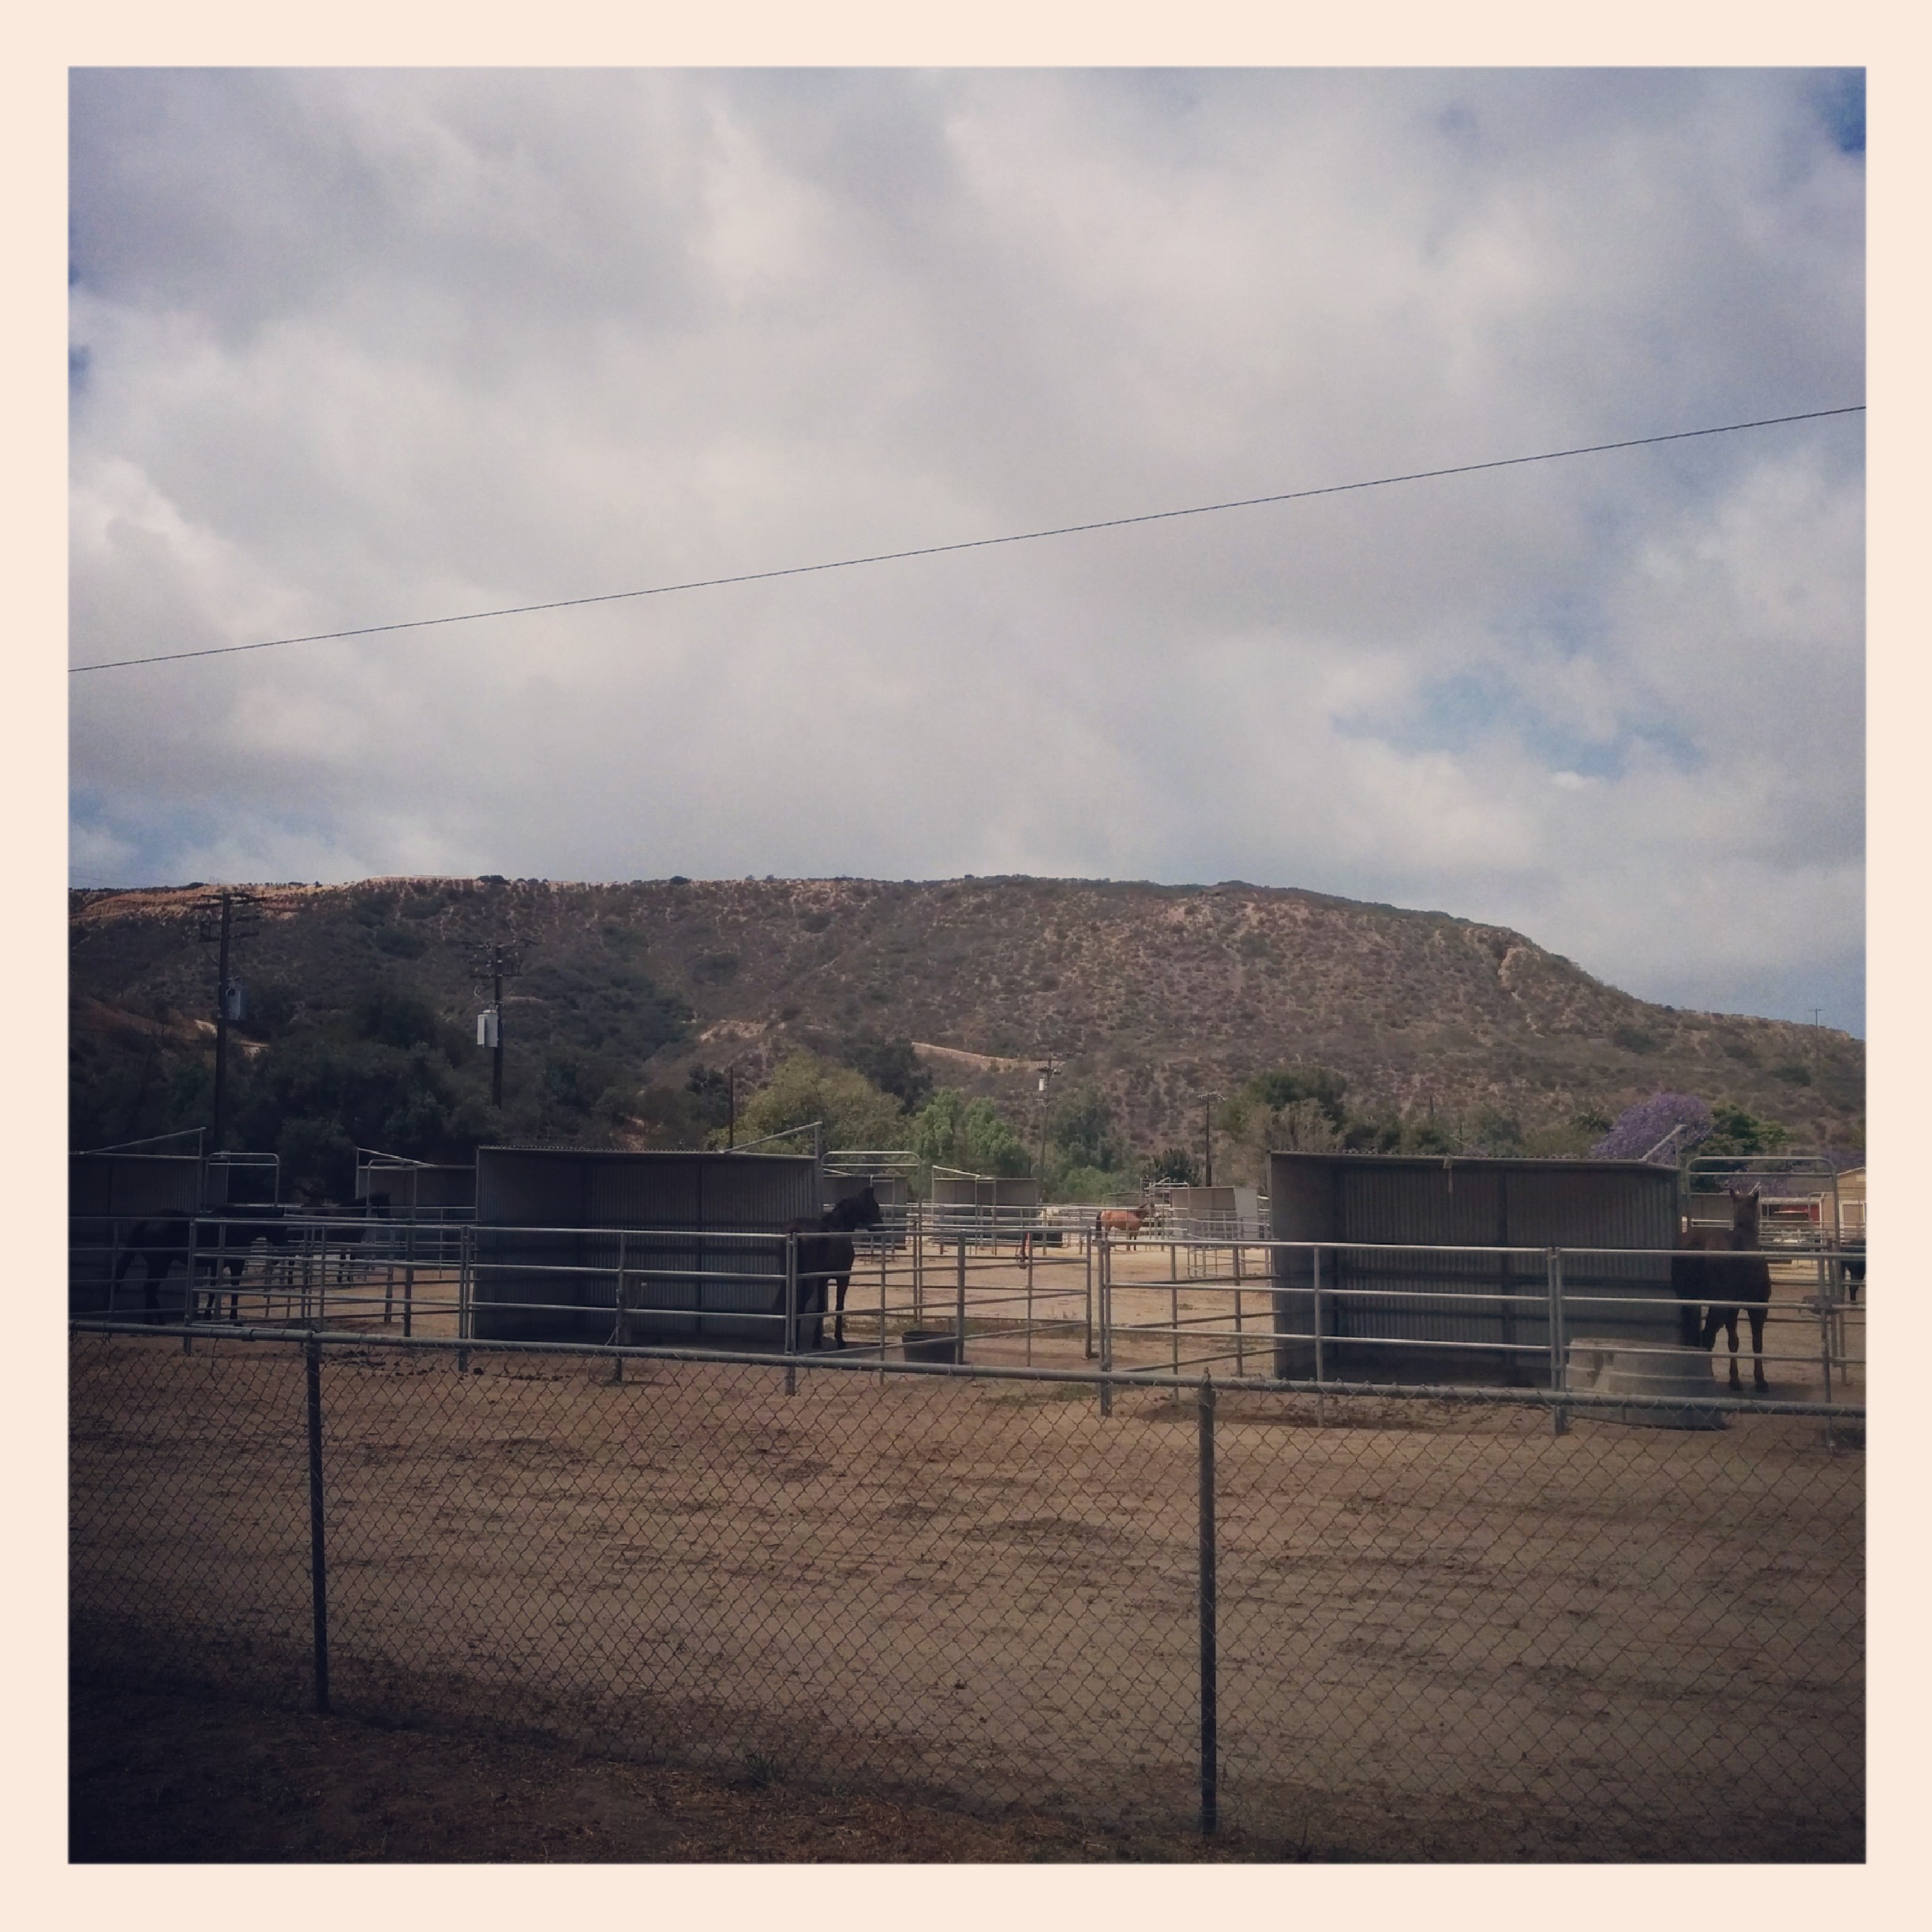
[[70, 1267, 1865, 1863], [69, 1682, 1249, 1862]]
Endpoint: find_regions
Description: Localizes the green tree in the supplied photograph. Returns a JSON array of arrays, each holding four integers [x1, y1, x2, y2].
[[232, 1032, 487, 1197], [350, 983, 447, 1054], [1148, 1146, 1202, 1185], [1217, 1069, 1350, 1181], [909, 1088, 1033, 1177], [1247, 1066, 1349, 1128], [732, 1052, 909, 1155], [834, 1032, 933, 1108], [1046, 1084, 1126, 1174], [1705, 1102, 1792, 1156]]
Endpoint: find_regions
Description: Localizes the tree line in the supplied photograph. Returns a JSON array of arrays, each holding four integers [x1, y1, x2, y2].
[[73, 973, 1814, 1205]]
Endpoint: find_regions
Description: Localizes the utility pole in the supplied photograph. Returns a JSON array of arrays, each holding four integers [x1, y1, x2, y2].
[[727, 1062, 737, 1148], [196, 889, 261, 1155], [1204, 1094, 1219, 1187], [1035, 1054, 1062, 1185], [471, 944, 522, 1109]]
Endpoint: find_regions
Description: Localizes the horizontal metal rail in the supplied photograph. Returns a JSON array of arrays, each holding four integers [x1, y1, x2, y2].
[[70, 1215, 1865, 1396], [65, 1316, 1866, 1419]]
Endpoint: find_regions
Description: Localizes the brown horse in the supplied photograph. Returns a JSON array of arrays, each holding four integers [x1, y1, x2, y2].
[[1672, 1192, 1773, 1394]]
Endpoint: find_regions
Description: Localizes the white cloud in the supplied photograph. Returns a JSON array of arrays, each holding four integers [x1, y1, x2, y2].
[[69, 68, 1865, 1029]]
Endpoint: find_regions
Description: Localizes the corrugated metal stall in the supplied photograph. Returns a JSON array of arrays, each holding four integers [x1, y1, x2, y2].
[[472, 1148, 821, 1345], [356, 1160, 477, 1214], [930, 1172, 1040, 1243], [1269, 1153, 1680, 1385], [1163, 1185, 1241, 1236], [69, 1153, 207, 1314], [829, 1171, 908, 1211], [70, 1151, 206, 1219]]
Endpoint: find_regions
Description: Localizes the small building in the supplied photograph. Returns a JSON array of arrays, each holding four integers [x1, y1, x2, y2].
[[1268, 1151, 1682, 1386], [470, 1146, 822, 1345], [1838, 1166, 1866, 1238]]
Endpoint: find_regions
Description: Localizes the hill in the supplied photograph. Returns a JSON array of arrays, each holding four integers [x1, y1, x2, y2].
[[68, 874, 1864, 1187]]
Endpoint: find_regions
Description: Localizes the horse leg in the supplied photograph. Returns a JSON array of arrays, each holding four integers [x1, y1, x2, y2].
[[795, 1266, 821, 1351], [1698, 1305, 1743, 1388], [1675, 1292, 1702, 1350], [833, 1269, 851, 1349], [1748, 1303, 1769, 1393]]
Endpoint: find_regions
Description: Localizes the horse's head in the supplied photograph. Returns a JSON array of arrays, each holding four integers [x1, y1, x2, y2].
[[828, 1185, 883, 1232], [1728, 1189, 1761, 1251]]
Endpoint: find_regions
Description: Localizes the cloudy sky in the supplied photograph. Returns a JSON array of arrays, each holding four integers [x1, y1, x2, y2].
[[67, 68, 1866, 1032]]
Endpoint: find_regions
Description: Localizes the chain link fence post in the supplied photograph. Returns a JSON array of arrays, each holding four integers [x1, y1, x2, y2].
[[784, 1232, 799, 1396], [1098, 1226, 1114, 1417], [305, 1332, 331, 1715], [1547, 1247, 1568, 1437], [456, 1223, 471, 1374], [1198, 1370, 1218, 1836], [610, 1230, 628, 1383], [182, 1215, 200, 1354], [1084, 1215, 1095, 1359]]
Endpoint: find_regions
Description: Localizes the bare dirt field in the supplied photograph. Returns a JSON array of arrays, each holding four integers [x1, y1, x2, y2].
[[70, 1312, 1863, 1863], [69, 1683, 1249, 1863]]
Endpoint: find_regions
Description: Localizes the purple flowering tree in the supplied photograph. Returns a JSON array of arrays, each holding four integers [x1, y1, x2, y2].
[[1591, 1093, 1713, 1163]]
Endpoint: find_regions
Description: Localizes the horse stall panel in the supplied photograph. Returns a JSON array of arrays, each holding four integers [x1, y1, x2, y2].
[[1163, 1185, 1241, 1238], [1493, 1164, 1679, 1354], [1332, 1162, 1519, 1385], [1269, 1154, 1680, 1387], [471, 1148, 817, 1345], [357, 1162, 476, 1215], [930, 1174, 990, 1244], [69, 1153, 206, 1316]]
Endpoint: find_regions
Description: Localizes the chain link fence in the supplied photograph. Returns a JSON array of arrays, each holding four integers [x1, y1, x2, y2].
[[70, 1324, 1863, 1859]]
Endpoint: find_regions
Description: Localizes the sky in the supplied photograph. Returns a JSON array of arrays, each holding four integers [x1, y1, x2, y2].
[[67, 67, 1866, 1033]]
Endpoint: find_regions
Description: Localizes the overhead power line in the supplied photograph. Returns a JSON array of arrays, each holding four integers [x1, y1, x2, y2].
[[69, 403, 1864, 676]]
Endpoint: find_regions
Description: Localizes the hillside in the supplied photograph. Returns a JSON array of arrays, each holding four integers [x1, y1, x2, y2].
[[69, 874, 1864, 1184]]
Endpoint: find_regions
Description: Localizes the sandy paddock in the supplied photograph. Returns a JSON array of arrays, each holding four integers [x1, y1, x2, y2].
[[70, 1312, 1862, 1861]]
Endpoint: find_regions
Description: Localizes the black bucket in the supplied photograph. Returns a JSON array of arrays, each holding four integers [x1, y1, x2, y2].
[[901, 1329, 964, 1365]]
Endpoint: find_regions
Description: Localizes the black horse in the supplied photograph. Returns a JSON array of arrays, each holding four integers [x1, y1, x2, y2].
[[1841, 1237, 1866, 1304], [1672, 1193, 1773, 1394], [112, 1205, 294, 1324], [783, 1185, 884, 1350]]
